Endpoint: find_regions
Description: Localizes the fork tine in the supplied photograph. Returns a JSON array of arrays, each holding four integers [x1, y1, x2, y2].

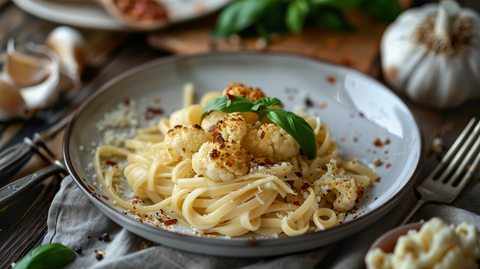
[[456, 140, 480, 191], [429, 118, 480, 182], [447, 125, 480, 185]]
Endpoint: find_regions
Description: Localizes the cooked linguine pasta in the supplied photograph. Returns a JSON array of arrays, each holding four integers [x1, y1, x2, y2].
[[94, 83, 379, 238]]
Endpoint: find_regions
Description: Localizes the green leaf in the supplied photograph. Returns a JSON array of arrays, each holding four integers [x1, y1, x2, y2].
[[285, 0, 310, 34], [200, 95, 254, 124], [255, 97, 284, 108], [215, 0, 282, 37], [265, 110, 317, 160], [313, 7, 355, 32], [362, 0, 402, 22], [14, 243, 75, 269], [310, 0, 365, 11]]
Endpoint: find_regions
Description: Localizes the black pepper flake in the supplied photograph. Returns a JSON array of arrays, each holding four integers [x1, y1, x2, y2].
[[74, 246, 83, 254], [96, 253, 103, 261], [295, 172, 303, 178], [101, 233, 110, 241], [305, 97, 313, 107]]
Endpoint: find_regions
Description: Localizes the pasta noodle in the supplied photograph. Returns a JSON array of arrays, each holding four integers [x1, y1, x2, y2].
[[94, 83, 379, 238]]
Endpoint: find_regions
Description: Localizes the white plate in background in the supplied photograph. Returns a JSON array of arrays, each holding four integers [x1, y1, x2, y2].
[[13, 0, 233, 31]]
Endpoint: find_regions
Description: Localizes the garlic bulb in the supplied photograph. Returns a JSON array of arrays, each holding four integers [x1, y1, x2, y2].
[[381, 0, 480, 109], [46, 26, 87, 84]]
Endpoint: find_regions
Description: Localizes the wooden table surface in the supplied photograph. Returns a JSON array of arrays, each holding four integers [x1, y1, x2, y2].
[[1, 0, 480, 267]]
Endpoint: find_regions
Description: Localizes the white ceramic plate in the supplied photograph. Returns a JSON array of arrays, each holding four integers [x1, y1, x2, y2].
[[64, 52, 424, 257], [13, 0, 233, 31]]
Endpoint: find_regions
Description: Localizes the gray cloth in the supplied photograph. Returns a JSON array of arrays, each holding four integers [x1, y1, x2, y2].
[[43, 158, 480, 268]]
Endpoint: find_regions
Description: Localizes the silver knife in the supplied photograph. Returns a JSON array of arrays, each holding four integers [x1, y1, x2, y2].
[[0, 113, 73, 184]]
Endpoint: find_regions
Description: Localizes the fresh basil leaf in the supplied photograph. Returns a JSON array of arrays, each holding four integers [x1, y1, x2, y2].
[[255, 97, 284, 108], [215, 0, 282, 37], [14, 243, 75, 269], [251, 103, 264, 112], [265, 110, 317, 160], [200, 95, 254, 124], [285, 0, 310, 34], [362, 0, 402, 22], [313, 7, 354, 32], [310, 0, 365, 11]]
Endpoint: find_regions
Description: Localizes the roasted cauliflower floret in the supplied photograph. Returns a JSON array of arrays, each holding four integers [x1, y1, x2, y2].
[[223, 83, 266, 102], [210, 113, 247, 141], [164, 124, 208, 160], [241, 123, 300, 160], [192, 136, 253, 182], [201, 110, 228, 132], [312, 160, 364, 212]]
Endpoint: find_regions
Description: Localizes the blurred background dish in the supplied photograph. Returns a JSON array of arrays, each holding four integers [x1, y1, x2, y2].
[[12, 0, 234, 31]]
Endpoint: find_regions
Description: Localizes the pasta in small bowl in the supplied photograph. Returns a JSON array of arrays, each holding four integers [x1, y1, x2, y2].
[[366, 218, 480, 269]]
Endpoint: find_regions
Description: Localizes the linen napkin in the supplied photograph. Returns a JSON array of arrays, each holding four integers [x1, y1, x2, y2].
[[42, 159, 480, 269]]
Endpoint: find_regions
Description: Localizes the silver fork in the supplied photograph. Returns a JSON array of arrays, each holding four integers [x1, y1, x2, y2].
[[401, 117, 480, 225]]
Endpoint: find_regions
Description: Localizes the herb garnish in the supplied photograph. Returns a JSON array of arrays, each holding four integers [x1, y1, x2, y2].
[[214, 0, 402, 38], [201, 95, 317, 160], [14, 243, 75, 269]]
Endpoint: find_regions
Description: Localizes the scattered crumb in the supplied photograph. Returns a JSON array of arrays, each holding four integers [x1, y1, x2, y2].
[[373, 158, 383, 166], [352, 136, 358, 142]]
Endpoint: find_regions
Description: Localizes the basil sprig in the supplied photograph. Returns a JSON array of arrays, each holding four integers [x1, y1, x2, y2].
[[201, 95, 317, 160], [214, 0, 402, 38], [14, 243, 75, 269]]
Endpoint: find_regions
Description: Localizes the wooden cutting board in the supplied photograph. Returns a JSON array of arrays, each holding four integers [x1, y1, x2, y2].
[[147, 0, 413, 78]]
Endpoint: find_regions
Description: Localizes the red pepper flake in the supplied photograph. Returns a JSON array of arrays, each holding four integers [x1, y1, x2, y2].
[[386, 163, 392, 169], [353, 215, 358, 219], [260, 131, 265, 139], [131, 197, 138, 204], [375, 197, 378, 200], [182, 148, 185, 152], [88, 185, 94, 191], [139, 219, 143, 223], [367, 149, 371, 153], [133, 206, 136, 210], [153, 97, 161, 104], [94, 186, 98, 189], [295, 172, 303, 178], [213, 132, 221, 139], [102, 195, 109, 200], [318, 102, 327, 109], [227, 163, 233, 167], [106, 160, 117, 166], [228, 190, 237, 195], [288, 95, 294, 101], [339, 137, 345, 142], [293, 201, 300, 206], [385, 156, 389, 160], [351, 161, 356, 164], [341, 58, 354, 67], [82, 177, 86, 181], [147, 106, 164, 115], [264, 158, 273, 164], [94, 249, 98, 253], [164, 219, 177, 226], [226, 93, 235, 100], [384, 150, 388, 154], [124, 98, 130, 105], [374, 140, 383, 147], [87, 236, 91, 239], [198, 174, 204, 177], [369, 184, 374, 188], [355, 198, 359, 203], [327, 76, 336, 84], [301, 183, 310, 190]]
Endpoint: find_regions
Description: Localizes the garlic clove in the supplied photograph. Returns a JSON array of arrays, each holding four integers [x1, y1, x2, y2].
[[5, 39, 51, 88], [0, 77, 30, 121], [19, 43, 61, 109], [45, 26, 87, 84]]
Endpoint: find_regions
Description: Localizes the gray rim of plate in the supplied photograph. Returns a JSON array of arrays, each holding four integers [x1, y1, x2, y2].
[[63, 51, 425, 248]]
